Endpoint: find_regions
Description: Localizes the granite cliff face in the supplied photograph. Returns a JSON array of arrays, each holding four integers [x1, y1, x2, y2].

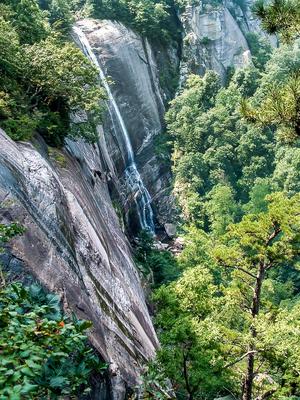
[[0, 130, 158, 399], [1, 19, 175, 398], [0, 18, 179, 397], [179, 0, 275, 83], [73, 19, 175, 232]]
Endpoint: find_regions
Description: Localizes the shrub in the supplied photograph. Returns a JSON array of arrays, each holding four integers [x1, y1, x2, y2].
[[0, 281, 106, 399]]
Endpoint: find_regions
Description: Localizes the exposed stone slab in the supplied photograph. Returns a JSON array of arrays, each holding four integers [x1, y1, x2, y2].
[[0, 129, 158, 398]]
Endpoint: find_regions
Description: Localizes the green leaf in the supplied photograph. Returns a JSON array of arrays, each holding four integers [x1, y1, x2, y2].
[[20, 367, 35, 377], [49, 376, 68, 388], [20, 383, 38, 394]]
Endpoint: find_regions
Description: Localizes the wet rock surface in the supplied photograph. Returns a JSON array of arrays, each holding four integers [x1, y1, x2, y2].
[[73, 19, 174, 229]]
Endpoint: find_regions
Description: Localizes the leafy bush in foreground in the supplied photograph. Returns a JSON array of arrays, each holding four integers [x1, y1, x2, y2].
[[0, 281, 106, 399]]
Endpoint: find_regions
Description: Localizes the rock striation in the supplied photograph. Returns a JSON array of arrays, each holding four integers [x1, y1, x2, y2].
[[179, 0, 275, 83], [73, 19, 174, 231], [0, 19, 176, 397], [0, 129, 158, 399]]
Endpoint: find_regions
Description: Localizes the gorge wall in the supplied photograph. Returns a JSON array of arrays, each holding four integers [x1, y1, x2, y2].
[[72, 19, 176, 233], [0, 130, 158, 399], [0, 1, 271, 398], [0, 18, 173, 399], [179, 0, 276, 83]]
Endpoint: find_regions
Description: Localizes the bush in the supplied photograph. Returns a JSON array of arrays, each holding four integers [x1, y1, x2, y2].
[[0, 281, 106, 399], [0, 3, 105, 146]]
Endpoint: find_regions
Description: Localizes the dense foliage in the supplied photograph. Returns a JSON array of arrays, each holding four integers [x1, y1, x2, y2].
[[144, 1, 300, 399], [1, 0, 300, 398], [165, 40, 300, 230], [0, 283, 106, 399], [0, 0, 180, 145], [134, 231, 180, 286], [0, 0, 104, 145], [72, 0, 180, 42], [150, 193, 300, 400], [253, 0, 300, 43]]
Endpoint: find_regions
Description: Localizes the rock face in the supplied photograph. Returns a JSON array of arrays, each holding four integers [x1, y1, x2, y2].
[[179, 0, 275, 83], [73, 19, 174, 231], [0, 130, 158, 399]]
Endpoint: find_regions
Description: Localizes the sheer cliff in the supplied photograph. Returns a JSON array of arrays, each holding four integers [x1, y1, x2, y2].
[[73, 19, 176, 233], [0, 19, 173, 399], [179, 0, 276, 83], [0, 130, 158, 399]]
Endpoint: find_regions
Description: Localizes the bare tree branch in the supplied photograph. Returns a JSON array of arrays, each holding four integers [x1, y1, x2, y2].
[[224, 351, 257, 369]]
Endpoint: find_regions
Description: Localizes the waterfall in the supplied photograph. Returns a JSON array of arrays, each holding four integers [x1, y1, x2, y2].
[[72, 26, 155, 233]]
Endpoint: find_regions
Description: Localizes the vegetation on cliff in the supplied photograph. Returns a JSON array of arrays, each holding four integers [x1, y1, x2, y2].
[[0, 0, 179, 146], [0, 0, 300, 398], [0, 0, 105, 145]]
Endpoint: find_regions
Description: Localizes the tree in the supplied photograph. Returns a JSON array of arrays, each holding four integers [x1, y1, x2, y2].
[[23, 36, 103, 113], [87, 0, 179, 42], [153, 193, 300, 399], [245, 33, 272, 71], [153, 267, 232, 400], [48, 0, 74, 32], [166, 69, 275, 226], [243, 178, 272, 214], [166, 72, 221, 152], [0, 17, 21, 77], [272, 146, 300, 194], [252, 0, 300, 43], [213, 192, 300, 400], [205, 184, 240, 236], [0, 0, 106, 144], [241, 72, 300, 141], [243, 1, 300, 142], [3, 0, 49, 44], [256, 300, 300, 397]]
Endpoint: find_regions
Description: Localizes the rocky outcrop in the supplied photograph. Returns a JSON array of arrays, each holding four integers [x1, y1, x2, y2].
[[179, 0, 275, 83], [0, 129, 158, 399], [180, 4, 250, 81]]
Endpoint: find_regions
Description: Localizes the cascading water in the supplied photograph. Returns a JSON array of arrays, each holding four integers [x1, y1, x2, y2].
[[73, 26, 155, 233]]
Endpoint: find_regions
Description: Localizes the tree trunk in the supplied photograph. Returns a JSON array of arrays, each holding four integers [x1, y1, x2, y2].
[[242, 263, 265, 400], [243, 349, 255, 400], [183, 351, 194, 400]]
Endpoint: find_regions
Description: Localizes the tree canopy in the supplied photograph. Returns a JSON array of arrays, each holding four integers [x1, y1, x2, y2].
[[144, 2, 300, 399], [0, 0, 104, 145]]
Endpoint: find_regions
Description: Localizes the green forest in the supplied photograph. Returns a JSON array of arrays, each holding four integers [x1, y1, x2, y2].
[[140, 2, 300, 399], [0, 0, 300, 399]]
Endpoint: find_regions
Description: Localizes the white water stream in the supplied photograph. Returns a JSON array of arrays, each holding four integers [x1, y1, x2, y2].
[[73, 26, 155, 233]]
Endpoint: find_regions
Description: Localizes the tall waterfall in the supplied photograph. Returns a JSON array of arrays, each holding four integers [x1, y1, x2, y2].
[[73, 26, 155, 233]]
